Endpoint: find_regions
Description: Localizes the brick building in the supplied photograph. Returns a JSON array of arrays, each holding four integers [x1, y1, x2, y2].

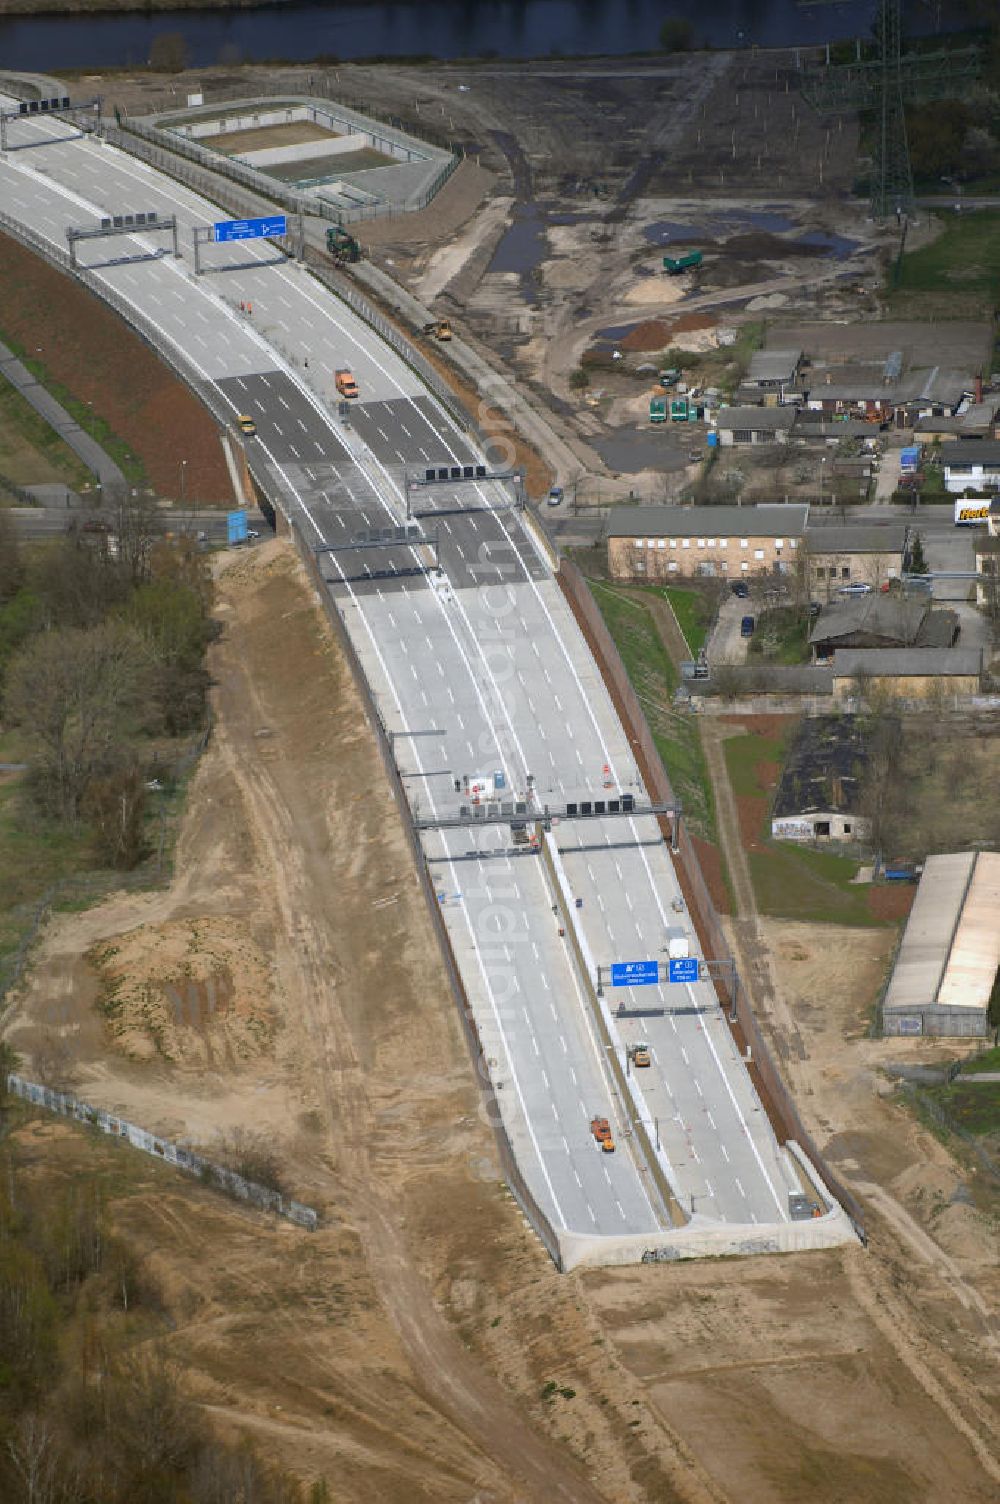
[[805, 522, 908, 598], [606, 504, 809, 582]]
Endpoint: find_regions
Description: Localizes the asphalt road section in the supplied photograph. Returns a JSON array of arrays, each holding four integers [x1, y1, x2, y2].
[[0, 93, 830, 1254]]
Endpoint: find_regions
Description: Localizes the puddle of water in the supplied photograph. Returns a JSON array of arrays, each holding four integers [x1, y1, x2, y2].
[[486, 209, 545, 302], [596, 323, 636, 341], [714, 207, 797, 234], [795, 229, 861, 260], [644, 219, 705, 243], [644, 206, 798, 244]]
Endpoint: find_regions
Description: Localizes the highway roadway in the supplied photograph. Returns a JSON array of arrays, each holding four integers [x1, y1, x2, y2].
[[0, 98, 805, 1246]]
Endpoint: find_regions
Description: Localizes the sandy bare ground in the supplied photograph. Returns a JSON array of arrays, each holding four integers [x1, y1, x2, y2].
[[5, 544, 998, 1503]]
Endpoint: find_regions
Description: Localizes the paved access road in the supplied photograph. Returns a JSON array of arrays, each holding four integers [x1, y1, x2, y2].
[[0, 100, 803, 1244]]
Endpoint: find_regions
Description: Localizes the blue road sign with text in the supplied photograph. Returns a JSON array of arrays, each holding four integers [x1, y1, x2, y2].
[[213, 215, 287, 243], [668, 957, 699, 984], [610, 960, 659, 987], [227, 509, 248, 545]]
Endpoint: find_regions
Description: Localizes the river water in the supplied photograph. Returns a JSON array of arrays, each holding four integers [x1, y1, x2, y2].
[[0, 0, 967, 75]]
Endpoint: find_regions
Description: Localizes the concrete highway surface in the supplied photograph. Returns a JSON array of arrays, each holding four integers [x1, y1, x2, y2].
[[0, 98, 824, 1257]]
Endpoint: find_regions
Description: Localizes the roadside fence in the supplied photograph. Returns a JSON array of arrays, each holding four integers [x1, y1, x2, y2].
[[5, 1073, 319, 1229], [117, 102, 459, 226]]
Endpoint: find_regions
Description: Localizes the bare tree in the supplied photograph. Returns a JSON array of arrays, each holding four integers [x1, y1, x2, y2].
[[858, 706, 905, 859], [110, 490, 159, 589], [6, 1413, 62, 1504], [4, 623, 148, 822], [84, 761, 147, 869]]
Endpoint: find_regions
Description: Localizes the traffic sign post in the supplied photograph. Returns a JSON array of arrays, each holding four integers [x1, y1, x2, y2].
[[193, 216, 289, 276], [213, 215, 287, 243], [667, 957, 699, 985], [610, 960, 659, 988]]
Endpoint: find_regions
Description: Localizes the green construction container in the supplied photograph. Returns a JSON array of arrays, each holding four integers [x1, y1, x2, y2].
[[649, 396, 667, 423], [670, 398, 690, 421], [663, 250, 703, 275]]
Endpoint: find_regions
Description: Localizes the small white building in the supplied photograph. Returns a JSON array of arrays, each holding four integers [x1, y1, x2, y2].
[[942, 440, 1000, 494]]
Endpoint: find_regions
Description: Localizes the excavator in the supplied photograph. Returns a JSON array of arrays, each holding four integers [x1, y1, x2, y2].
[[326, 226, 361, 265]]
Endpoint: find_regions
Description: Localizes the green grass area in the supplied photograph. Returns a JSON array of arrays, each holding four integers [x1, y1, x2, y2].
[[962, 1046, 1000, 1075], [748, 606, 811, 666], [921, 1081, 1000, 1139], [723, 727, 889, 926], [589, 580, 716, 840], [723, 728, 789, 796], [0, 381, 93, 495], [659, 586, 708, 657], [0, 326, 146, 489], [892, 209, 1000, 311], [747, 844, 883, 926]]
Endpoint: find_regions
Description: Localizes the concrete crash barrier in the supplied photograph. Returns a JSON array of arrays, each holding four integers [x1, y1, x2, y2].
[[559, 1197, 860, 1272]]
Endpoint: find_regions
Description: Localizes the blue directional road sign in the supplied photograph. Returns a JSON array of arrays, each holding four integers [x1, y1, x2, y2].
[[227, 509, 248, 545], [668, 957, 700, 984], [213, 215, 287, 243], [610, 959, 659, 987]]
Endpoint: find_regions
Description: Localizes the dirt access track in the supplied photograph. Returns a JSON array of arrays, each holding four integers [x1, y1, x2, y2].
[[5, 543, 999, 1503]]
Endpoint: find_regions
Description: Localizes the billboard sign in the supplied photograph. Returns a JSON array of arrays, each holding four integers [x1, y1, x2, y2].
[[213, 215, 287, 243], [610, 960, 659, 987], [227, 509, 248, 545], [954, 498, 991, 526]]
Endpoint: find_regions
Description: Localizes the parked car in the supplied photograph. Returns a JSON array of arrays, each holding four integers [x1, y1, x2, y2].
[[547, 486, 564, 507], [730, 580, 749, 598], [837, 582, 872, 596], [740, 615, 755, 638]]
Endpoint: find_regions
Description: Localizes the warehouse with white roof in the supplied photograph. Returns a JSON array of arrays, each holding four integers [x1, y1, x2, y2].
[[882, 852, 1000, 1037]]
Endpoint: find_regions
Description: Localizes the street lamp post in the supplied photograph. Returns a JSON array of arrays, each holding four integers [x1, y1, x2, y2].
[[179, 459, 188, 509]]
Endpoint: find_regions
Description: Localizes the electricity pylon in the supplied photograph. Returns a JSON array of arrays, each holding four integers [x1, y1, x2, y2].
[[800, 0, 982, 219]]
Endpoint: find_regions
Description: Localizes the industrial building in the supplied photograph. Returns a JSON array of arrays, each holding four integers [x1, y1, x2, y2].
[[882, 852, 1000, 1037]]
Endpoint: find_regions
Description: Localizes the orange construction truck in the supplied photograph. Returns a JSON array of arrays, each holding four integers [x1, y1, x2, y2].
[[335, 369, 359, 399]]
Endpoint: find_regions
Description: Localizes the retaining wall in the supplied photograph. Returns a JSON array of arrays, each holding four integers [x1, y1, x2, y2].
[[5, 1074, 318, 1230]]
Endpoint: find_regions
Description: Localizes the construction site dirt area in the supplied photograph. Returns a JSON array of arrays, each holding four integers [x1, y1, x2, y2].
[[94, 55, 885, 489], [3, 541, 997, 1502], [0, 232, 233, 504]]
